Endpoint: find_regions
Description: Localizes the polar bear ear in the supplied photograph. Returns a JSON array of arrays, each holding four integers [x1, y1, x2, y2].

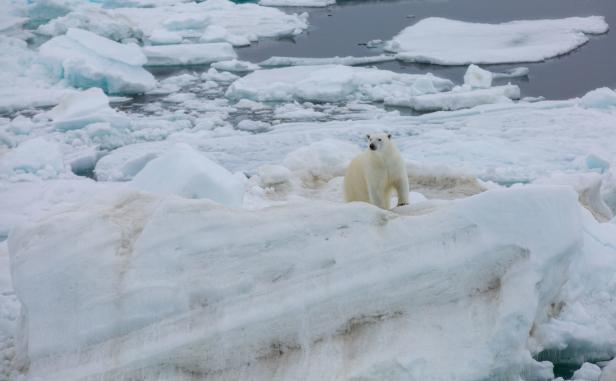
[[387, 134, 392, 139], [366, 134, 371, 140]]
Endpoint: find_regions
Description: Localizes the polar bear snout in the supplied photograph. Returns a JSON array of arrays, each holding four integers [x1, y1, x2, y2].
[[369, 143, 377, 150]]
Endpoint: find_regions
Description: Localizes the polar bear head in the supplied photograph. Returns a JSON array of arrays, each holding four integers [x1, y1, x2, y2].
[[366, 133, 392, 152]]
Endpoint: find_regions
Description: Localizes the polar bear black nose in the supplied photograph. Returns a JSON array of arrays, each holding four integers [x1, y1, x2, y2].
[[369, 143, 376, 150]]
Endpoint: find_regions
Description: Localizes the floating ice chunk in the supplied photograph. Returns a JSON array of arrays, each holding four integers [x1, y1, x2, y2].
[[463, 64, 493, 89], [573, 363, 602, 381], [39, 29, 155, 94], [226, 65, 453, 103], [148, 29, 183, 45], [47, 88, 130, 131], [234, 99, 270, 111], [274, 102, 325, 120], [579, 87, 616, 109], [201, 68, 239, 83], [387, 84, 520, 111], [366, 39, 383, 48], [200, 25, 251, 46], [260, 0, 335, 7], [131, 144, 246, 206], [260, 54, 396, 67], [386, 16, 609, 65], [0, 137, 66, 180], [142, 43, 236, 66], [94, 142, 167, 181], [212, 59, 260, 72], [66, 28, 146, 66], [236, 120, 272, 133], [37, 6, 142, 42], [492, 67, 529, 79], [283, 139, 359, 184], [115, 0, 309, 47]]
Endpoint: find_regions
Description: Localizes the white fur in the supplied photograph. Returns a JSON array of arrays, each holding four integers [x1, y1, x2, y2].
[[343, 133, 409, 209]]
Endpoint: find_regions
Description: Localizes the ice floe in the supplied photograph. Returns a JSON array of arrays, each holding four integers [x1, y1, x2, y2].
[[114, 0, 309, 47], [387, 84, 521, 111], [39, 28, 156, 94], [385, 16, 609, 65], [142, 42, 236, 66], [260, 0, 335, 7], [260, 54, 396, 67], [226, 65, 454, 103], [6, 185, 615, 381]]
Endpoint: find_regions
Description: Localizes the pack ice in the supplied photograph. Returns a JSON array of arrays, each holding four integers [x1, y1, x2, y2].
[[39, 28, 156, 94], [112, 0, 309, 46], [385, 16, 609, 65], [226, 65, 454, 103], [7, 185, 616, 380]]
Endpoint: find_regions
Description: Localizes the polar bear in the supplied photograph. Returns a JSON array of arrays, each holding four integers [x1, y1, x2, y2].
[[344, 133, 409, 209]]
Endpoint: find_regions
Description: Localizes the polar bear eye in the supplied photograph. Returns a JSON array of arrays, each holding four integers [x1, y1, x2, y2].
[[378, 138, 382, 142]]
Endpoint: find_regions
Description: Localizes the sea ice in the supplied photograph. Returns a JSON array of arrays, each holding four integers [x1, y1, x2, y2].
[[37, 5, 142, 41], [463, 64, 493, 89], [579, 87, 616, 109], [260, 54, 395, 67], [0, 137, 66, 180], [226, 65, 453, 103], [6, 186, 604, 381], [385, 16, 609, 65], [211, 59, 260, 72], [46, 87, 130, 131], [573, 363, 602, 381], [130, 143, 246, 206], [387, 84, 520, 111], [39, 28, 156, 94], [142, 43, 236, 66], [114, 0, 309, 47], [259, 0, 335, 7], [283, 139, 359, 185]]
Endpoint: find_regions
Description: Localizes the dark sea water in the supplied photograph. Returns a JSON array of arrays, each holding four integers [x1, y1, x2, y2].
[[235, 0, 616, 100]]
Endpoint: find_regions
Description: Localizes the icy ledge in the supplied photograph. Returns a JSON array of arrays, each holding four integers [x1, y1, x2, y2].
[[8, 186, 596, 381]]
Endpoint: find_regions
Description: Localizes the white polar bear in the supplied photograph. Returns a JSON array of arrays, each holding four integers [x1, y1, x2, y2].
[[343, 133, 409, 209]]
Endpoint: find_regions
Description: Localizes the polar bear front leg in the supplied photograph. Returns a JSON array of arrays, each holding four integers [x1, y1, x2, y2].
[[395, 176, 410, 206]]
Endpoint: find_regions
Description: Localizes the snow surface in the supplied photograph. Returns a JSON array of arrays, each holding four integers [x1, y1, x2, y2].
[[226, 65, 454, 103], [7, 185, 616, 381], [386, 16, 609, 65], [142, 42, 236, 66]]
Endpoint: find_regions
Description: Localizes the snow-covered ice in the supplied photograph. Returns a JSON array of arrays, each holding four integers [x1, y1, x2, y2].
[[463, 64, 493, 89], [385, 16, 609, 65], [39, 28, 156, 94], [211, 59, 260, 72], [131, 143, 246, 206], [388, 84, 521, 111], [226, 65, 454, 103], [114, 0, 309, 47], [0, 137, 67, 181], [580, 87, 616, 109], [6, 185, 616, 381], [259, 0, 335, 7], [260, 54, 396, 67], [142, 42, 236, 66]]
